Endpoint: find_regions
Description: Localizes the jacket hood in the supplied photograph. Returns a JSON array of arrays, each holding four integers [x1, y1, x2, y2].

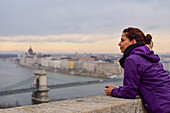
[[130, 46, 160, 63]]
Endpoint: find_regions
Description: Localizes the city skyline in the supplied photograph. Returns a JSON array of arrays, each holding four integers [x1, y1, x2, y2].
[[0, 0, 170, 54]]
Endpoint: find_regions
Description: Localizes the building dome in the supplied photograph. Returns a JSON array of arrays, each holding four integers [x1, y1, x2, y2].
[[28, 47, 33, 54]]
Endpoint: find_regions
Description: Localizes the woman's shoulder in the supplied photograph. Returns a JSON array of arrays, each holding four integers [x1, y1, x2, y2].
[[126, 54, 142, 62], [125, 54, 149, 66], [129, 46, 160, 63]]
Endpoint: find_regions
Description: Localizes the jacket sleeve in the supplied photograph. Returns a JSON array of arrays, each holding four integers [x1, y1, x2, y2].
[[111, 57, 140, 99]]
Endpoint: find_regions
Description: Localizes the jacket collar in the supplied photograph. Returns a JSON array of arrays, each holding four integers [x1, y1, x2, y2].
[[119, 43, 144, 68]]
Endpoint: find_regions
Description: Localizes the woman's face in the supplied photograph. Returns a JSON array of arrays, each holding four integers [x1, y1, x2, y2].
[[118, 33, 133, 53]]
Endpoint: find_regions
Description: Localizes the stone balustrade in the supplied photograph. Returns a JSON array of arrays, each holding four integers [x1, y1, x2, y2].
[[0, 95, 147, 113]]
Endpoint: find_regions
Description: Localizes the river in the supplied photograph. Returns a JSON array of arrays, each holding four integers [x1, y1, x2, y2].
[[0, 59, 123, 107]]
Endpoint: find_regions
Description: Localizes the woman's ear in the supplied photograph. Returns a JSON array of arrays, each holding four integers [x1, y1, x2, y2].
[[132, 39, 137, 44]]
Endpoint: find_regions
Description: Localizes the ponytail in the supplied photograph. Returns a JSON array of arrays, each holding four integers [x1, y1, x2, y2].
[[145, 34, 153, 49]]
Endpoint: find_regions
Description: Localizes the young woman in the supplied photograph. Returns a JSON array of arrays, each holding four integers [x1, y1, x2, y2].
[[104, 27, 170, 113]]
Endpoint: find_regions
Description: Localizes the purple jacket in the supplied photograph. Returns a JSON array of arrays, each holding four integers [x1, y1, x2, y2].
[[111, 46, 170, 113]]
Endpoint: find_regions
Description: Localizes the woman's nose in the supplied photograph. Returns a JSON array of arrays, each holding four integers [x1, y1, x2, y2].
[[118, 41, 121, 46]]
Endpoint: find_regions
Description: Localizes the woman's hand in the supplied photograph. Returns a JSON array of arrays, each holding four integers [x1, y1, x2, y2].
[[104, 85, 118, 96]]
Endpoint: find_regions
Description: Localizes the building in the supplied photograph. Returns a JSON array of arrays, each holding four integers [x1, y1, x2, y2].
[[41, 57, 52, 67], [96, 62, 122, 76], [67, 61, 76, 70], [82, 61, 98, 73], [82, 61, 123, 76], [19, 47, 41, 66]]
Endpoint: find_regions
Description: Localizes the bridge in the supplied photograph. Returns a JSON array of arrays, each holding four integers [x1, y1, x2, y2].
[[0, 73, 122, 96]]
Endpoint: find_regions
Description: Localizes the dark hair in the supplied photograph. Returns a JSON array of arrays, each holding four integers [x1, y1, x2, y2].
[[123, 27, 153, 48]]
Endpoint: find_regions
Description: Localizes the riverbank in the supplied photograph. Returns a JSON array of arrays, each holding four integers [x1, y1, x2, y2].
[[12, 60, 118, 78]]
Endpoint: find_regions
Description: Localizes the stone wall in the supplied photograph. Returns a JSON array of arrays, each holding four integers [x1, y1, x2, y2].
[[0, 95, 147, 113]]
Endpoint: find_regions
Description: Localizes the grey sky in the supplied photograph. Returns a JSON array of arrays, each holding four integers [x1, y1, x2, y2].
[[0, 0, 170, 37]]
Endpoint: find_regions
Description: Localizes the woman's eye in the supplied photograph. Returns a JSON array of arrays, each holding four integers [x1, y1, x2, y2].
[[121, 39, 124, 42]]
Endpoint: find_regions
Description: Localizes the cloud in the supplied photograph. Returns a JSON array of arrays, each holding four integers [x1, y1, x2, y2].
[[0, 34, 117, 43], [144, 26, 160, 31], [1, 0, 170, 36], [0, 0, 170, 53]]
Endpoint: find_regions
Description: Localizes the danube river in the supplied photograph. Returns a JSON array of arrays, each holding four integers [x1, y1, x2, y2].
[[0, 59, 123, 107]]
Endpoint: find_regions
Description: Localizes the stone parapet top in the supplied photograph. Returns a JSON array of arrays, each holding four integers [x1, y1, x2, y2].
[[0, 95, 147, 113]]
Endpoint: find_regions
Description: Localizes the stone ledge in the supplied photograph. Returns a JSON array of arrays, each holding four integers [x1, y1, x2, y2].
[[0, 95, 147, 113]]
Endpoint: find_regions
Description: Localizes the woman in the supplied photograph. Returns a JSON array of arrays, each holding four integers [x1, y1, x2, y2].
[[104, 27, 170, 113]]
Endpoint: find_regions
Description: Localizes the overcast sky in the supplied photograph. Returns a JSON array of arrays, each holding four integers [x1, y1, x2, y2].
[[0, 0, 170, 53]]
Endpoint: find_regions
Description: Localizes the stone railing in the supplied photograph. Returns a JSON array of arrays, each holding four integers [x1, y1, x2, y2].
[[0, 95, 147, 113]]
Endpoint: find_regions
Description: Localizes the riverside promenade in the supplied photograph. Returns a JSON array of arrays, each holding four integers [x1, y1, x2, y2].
[[0, 95, 147, 113]]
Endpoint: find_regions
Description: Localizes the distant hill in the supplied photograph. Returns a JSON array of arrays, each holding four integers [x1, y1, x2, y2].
[[0, 51, 21, 58], [0, 51, 23, 54], [0, 54, 18, 58], [158, 53, 170, 56]]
